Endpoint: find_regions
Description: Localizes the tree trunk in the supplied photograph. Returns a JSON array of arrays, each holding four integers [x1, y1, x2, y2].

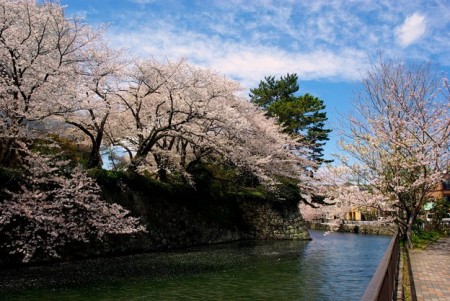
[[87, 146, 102, 169], [0, 138, 20, 167], [153, 153, 168, 182], [157, 168, 167, 182], [406, 223, 413, 249], [405, 211, 419, 249], [128, 156, 143, 173], [87, 135, 103, 169]]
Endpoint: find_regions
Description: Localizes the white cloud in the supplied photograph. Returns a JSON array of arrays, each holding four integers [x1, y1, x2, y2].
[[210, 46, 369, 89], [395, 13, 427, 47], [93, 0, 450, 89], [108, 25, 368, 90]]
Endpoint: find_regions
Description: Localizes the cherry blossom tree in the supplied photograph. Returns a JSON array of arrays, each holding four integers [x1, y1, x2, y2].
[[223, 99, 315, 187], [0, 0, 100, 166], [107, 58, 316, 189], [110, 59, 242, 175], [61, 40, 127, 168], [299, 165, 393, 224], [0, 142, 145, 263], [0, 1, 320, 264], [338, 58, 450, 248]]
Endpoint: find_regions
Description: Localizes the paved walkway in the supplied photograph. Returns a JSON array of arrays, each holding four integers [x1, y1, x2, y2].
[[409, 237, 450, 301]]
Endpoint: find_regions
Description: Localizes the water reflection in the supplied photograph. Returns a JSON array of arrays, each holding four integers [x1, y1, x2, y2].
[[298, 230, 390, 300], [1, 230, 391, 301]]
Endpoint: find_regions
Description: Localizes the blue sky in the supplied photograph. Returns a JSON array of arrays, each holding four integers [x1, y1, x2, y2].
[[61, 0, 450, 159]]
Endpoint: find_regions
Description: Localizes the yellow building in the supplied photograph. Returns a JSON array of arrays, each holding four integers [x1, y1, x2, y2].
[[345, 209, 363, 221]]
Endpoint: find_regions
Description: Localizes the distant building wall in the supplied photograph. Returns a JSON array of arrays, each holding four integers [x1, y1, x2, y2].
[[429, 174, 450, 201]]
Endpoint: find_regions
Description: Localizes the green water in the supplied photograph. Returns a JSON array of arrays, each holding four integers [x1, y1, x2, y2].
[[0, 230, 391, 300]]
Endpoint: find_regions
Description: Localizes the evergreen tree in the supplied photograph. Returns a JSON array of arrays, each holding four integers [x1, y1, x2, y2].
[[250, 73, 332, 166]]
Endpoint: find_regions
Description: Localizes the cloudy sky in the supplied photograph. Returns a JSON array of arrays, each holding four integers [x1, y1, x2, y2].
[[61, 0, 450, 158]]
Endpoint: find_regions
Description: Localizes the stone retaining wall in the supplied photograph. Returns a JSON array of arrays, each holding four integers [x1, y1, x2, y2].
[[0, 174, 311, 266], [49, 193, 311, 263], [239, 200, 311, 240]]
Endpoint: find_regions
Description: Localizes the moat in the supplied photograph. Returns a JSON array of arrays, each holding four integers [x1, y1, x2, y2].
[[0, 230, 391, 301]]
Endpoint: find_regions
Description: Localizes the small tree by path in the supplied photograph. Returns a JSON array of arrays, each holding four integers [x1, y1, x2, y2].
[[338, 58, 449, 248]]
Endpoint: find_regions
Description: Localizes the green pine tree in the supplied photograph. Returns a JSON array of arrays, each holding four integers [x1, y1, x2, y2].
[[250, 73, 332, 167]]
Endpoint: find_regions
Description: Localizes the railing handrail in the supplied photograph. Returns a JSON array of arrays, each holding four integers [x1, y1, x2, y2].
[[361, 229, 400, 301]]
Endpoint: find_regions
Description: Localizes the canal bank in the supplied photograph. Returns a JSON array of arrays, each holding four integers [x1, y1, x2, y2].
[[0, 169, 311, 267], [308, 222, 397, 236]]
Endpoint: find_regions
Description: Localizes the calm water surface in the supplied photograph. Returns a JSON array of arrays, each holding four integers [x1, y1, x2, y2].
[[1, 230, 391, 301]]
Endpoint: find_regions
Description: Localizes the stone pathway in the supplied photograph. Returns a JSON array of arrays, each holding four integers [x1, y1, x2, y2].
[[409, 237, 450, 301]]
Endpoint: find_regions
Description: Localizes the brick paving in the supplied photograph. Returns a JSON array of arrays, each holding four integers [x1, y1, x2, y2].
[[409, 237, 450, 301]]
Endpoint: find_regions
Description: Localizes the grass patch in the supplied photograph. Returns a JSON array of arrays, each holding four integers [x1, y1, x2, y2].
[[31, 134, 90, 168], [400, 242, 412, 301], [411, 230, 442, 249]]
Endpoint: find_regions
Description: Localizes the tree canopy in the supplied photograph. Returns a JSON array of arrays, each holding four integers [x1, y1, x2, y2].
[[0, 0, 317, 262], [249, 73, 332, 166], [338, 59, 449, 248]]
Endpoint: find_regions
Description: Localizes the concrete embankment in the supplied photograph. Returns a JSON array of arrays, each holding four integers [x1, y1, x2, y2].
[[308, 222, 397, 236]]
